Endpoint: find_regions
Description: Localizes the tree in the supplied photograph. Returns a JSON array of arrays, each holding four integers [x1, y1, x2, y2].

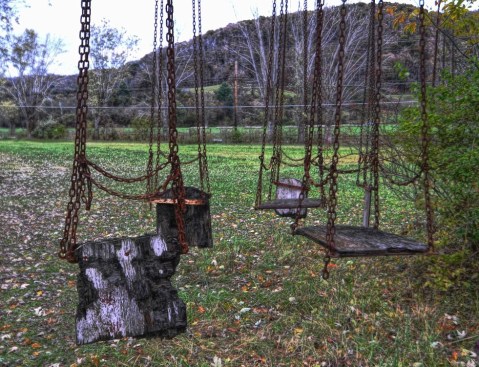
[[1, 29, 64, 137], [89, 19, 139, 139], [0, 0, 23, 73]]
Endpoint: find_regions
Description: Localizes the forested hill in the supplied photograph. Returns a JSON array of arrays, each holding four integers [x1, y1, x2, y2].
[[131, 2, 427, 91], [2, 1, 475, 136]]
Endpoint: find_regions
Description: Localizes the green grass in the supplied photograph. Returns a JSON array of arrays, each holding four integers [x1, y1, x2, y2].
[[0, 140, 478, 366]]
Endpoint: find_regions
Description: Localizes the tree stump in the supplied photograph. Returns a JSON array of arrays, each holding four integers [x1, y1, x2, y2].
[[75, 234, 185, 345]]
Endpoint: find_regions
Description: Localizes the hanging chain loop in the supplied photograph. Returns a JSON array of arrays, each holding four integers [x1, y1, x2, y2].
[[165, 0, 188, 254], [293, 0, 325, 232], [372, 0, 384, 229], [419, 0, 435, 251], [59, 0, 92, 263], [323, 0, 347, 279], [255, 0, 277, 208]]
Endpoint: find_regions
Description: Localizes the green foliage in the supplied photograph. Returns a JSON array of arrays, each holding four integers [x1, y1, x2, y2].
[[31, 119, 66, 139], [215, 82, 233, 105], [130, 116, 150, 141], [395, 67, 479, 288]]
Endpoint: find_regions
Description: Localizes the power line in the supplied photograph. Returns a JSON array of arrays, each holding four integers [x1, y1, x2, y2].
[[1, 100, 418, 110]]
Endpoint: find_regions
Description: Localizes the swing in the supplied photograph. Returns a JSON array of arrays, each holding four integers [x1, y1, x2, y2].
[[255, 0, 325, 219], [59, 0, 211, 344], [290, 0, 434, 278]]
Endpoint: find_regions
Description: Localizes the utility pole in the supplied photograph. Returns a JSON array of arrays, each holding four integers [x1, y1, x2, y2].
[[234, 60, 238, 131]]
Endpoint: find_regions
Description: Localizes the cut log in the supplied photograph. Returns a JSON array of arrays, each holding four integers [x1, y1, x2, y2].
[[75, 234, 185, 345], [294, 225, 429, 257], [156, 187, 213, 248]]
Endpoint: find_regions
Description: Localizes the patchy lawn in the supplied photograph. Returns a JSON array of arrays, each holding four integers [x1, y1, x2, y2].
[[0, 140, 478, 367]]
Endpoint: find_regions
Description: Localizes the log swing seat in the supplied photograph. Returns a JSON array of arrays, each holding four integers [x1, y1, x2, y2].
[[59, 0, 211, 344]]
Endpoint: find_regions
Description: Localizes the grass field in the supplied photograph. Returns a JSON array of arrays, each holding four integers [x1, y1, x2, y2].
[[0, 140, 478, 367]]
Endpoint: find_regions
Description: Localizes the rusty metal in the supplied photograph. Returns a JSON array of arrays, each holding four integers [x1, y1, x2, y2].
[[147, 0, 159, 199], [155, 0, 165, 191], [256, 0, 277, 208], [165, 0, 188, 254], [293, 0, 325, 232], [197, 0, 210, 196], [419, 0, 435, 251], [59, 0, 92, 263], [192, 0, 210, 196], [323, 0, 347, 280], [372, 0, 384, 230], [269, 0, 289, 201]]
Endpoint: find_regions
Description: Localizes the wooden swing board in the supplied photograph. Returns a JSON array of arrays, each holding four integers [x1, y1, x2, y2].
[[75, 234, 186, 345], [294, 225, 429, 257], [256, 198, 324, 210]]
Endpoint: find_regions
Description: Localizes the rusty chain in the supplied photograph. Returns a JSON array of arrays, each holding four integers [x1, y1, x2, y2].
[[293, 0, 325, 232], [255, 0, 277, 208], [192, 0, 210, 196], [419, 0, 435, 251], [155, 0, 165, 191], [165, 0, 188, 254], [269, 0, 289, 200], [323, 0, 347, 279], [59, 0, 91, 263], [197, 0, 210, 196], [356, 0, 376, 190], [147, 0, 159, 199], [372, 0, 384, 229]]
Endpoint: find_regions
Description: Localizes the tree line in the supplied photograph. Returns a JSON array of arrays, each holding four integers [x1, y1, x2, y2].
[[0, 1, 477, 141]]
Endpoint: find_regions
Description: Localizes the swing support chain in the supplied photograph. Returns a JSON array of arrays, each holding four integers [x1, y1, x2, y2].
[[59, 0, 92, 263]]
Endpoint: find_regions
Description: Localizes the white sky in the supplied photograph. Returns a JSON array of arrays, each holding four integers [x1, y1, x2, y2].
[[13, 0, 445, 75]]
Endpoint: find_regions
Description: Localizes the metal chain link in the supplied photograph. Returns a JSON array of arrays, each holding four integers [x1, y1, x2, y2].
[[372, 0, 384, 229], [356, 0, 376, 190], [323, 0, 347, 279], [155, 0, 165, 191], [59, 0, 91, 263], [147, 0, 160, 199], [255, 0, 277, 208], [192, 0, 210, 196], [293, 0, 325, 232], [165, 0, 188, 254], [198, 0, 210, 195], [270, 0, 289, 200], [419, 0, 435, 251]]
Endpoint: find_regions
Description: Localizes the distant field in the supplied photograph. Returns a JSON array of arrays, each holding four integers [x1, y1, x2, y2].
[[0, 140, 477, 366]]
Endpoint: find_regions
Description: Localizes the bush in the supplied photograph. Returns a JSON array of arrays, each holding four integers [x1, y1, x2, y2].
[[393, 67, 479, 289], [130, 116, 150, 141], [32, 119, 67, 139]]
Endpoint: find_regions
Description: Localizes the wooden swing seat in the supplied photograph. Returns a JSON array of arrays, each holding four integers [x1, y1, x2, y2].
[[256, 198, 324, 210], [294, 225, 429, 257]]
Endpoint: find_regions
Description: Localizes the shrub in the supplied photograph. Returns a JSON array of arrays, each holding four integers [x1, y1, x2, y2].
[[32, 119, 67, 139], [393, 67, 479, 289]]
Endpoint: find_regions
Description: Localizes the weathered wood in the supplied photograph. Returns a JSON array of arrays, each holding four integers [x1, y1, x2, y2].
[[256, 178, 323, 218], [294, 225, 429, 257], [75, 234, 186, 345], [156, 187, 213, 248]]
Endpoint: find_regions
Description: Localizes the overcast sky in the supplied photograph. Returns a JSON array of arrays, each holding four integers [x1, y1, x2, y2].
[[13, 0, 445, 75]]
